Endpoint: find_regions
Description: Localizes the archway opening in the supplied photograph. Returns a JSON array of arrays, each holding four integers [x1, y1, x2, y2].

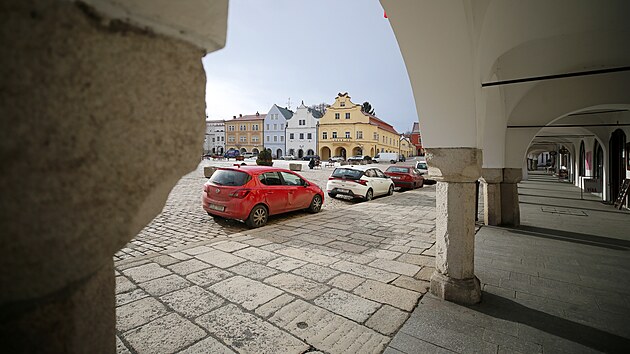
[[321, 147, 331, 160], [307, 149, 314, 156], [609, 129, 627, 203], [298, 149, 304, 158], [276, 149, 282, 159], [352, 147, 362, 156], [334, 147, 347, 158]]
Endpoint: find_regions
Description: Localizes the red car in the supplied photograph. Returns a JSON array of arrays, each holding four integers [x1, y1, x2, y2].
[[384, 166, 424, 190], [203, 166, 324, 228]]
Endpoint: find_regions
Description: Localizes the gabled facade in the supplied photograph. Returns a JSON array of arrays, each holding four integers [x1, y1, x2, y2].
[[286, 101, 322, 158], [409, 121, 423, 156], [399, 135, 414, 158], [318, 93, 400, 160], [263, 105, 293, 158], [204, 119, 225, 155], [225, 113, 265, 154]]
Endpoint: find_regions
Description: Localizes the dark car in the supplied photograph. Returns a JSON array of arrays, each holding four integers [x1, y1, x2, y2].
[[384, 166, 424, 190], [303, 155, 320, 161], [224, 149, 241, 159]]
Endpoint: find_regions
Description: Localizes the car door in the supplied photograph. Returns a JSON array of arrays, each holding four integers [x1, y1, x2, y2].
[[279, 171, 311, 210], [258, 172, 288, 214], [373, 168, 390, 195]]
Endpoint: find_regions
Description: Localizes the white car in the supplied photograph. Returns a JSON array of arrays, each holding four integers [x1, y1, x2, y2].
[[326, 165, 395, 201], [415, 160, 428, 175]]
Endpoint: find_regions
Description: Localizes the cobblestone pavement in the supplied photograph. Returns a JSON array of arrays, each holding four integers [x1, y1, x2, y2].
[[115, 181, 438, 353], [114, 159, 423, 261]]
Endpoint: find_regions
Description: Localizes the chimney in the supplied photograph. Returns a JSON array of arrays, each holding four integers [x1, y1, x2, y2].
[[256, 111, 259, 116], [233, 116, 236, 119], [239, 114, 242, 117]]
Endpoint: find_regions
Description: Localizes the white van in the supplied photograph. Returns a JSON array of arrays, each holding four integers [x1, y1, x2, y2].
[[374, 152, 399, 164]]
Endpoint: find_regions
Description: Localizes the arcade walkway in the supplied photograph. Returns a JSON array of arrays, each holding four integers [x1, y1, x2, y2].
[[387, 172, 630, 353]]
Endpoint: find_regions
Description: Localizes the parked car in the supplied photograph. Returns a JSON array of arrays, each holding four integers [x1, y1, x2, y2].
[[203, 166, 324, 228], [328, 156, 345, 162], [347, 155, 374, 164], [384, 166, 424, 190], [303, 155, 320, 161], [224, 149, 241, 159], [373, 152, 399, 164], [326, 165, 394, 201], [281, 155, 296, 160], [415, 160, 428, 175], [242, 152, 257, 159]]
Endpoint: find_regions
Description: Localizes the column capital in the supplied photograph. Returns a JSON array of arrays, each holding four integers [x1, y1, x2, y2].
[[503, 168, 523, 184], [425, 148, 482, 183], [481, 168, 503, 184]]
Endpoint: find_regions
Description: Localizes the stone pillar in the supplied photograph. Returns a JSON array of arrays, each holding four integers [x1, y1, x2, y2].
[[0, 1, 226, 352], [481, 168, 503, 226], [501, 168, 522, 227], [425, 148, 482, 305]]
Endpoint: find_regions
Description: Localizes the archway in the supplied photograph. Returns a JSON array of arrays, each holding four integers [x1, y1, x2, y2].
[[609, 129, 627, 203], [370, 147, 375, 156], [320, 147, 331, 160], [593, 140, 603, 179], [218, 147, 224, 154], [298, 149, 304, 158], [579, 141, 585, 177], [288, 149, 295, 156], [240, 148, 247, 154], [252, 148, 259, 154], [276, 149, 282, 159], [307, 149, 314, 156], [352, 147, 362, 156], [334, 147, 347, 158]]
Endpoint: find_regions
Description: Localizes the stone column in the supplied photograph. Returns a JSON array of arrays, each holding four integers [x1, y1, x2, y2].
[[481, 168, 503, 226], [0, 1, 226, 352], [425, 148, 482, 305], [501, 168, 523, 226]]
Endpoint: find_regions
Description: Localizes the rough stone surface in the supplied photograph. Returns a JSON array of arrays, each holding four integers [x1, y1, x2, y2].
[[179, 337, 236, 354], [228, 261, 279, 280], [328, 273, 367, 291], [209, 276, 283, 310], [186, 268, 233, 287], [160, 286, 223, 318], [354, 280, 421, 311], [123, 313, 206, 353], [424, 148, 482, 183], [195, 249, 245, 268], [139, 274, 191, 296], [116, 297, 168, 332], [122, 263, 172, 283], [265, 273, 330, 300], [365, 305, 409, 336], [368, 259, 421, 277], [314, 289, 381, 322], [255, 294, 296, 318]]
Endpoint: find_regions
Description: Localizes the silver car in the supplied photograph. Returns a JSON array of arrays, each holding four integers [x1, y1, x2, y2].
[[326, 165, 395, 201]]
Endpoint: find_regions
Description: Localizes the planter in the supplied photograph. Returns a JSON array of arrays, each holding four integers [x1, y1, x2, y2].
[[204, 166, 218, 178], [289, 163, 302, 171]]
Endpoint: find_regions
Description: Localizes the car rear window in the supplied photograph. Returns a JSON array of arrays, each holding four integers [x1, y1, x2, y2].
[[331, 168, 364, 180], [417, 162, 427, 169], [387, 167, 409, 173], [209, 169, 251, 186]]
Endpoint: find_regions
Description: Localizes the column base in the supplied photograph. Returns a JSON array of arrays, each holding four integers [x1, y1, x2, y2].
[[430, 272, 481, 305]]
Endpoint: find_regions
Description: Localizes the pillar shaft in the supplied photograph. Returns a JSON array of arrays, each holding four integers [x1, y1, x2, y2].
[[481, 168, 503, 226], [425, 148, 482, 304], [501, 168, 522, 227]]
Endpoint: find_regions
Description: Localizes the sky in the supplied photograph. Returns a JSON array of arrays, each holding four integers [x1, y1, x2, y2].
[[202, 0, 418, 134]]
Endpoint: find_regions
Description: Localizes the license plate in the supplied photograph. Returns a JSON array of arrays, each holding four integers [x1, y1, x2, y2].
[[208, 204, 225, 212], [391, 176, 401, 179], [337, 188, 349, 193]]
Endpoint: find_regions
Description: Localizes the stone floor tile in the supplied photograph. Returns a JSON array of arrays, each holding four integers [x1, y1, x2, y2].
[[122, 263, 172, 283], [116, 289, 150, 307], [182, 245, 213, 255], [354, 280, 421, 311], [415, 266, 435, 281], [338, 252, 376, 264], [327, 241, 369, 253], [123, 313, 206, 353], [388, 332, 454, 354], [228, 261, 279, 280], [152, 255, 180, 266], [255, 293, 296, 318], [242, 237, 274, 247], [267, 256, 308, 271], [363, 248, 402, 260], [314, 288, 380, 322], [233, 247, 280, 264], [368, 259, 421, 277], [116, 297, 168, 332], [397, 254, 435, 267], [212, 240, 250, 253], [196, 304, 308, 354], [139, 274, 191, 296], [116, 276, 136, 294], [178, 337, 236, 354], [331, 260, 398, 283], [160, 285, 224, 318], [209, 276, 283, 310], [392, 275, 430, 293], [328, 273, 366, 291], [276, 247, 338, 266], [186, 268, 233, 287], [195, 249, 245, 268], [365, 305, 409, 336], [260, 243, 285, 252], [291, 263, 340, 283], [265, 273, 330, 300], [168, 259, 212, 275], [116, 336, 131, 354], [170, 252, 193, 261]]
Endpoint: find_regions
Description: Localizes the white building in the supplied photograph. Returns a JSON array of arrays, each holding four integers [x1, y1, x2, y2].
[[204, 119, 225, 155], [286, 101, 322, 158]]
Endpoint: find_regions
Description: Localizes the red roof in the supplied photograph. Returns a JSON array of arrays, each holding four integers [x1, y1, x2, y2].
[[230, 114, 266, 121], [362, 112, 399, 135]]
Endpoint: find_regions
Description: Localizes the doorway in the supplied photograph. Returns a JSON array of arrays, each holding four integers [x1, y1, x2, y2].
[[609, 129, 626, 203]]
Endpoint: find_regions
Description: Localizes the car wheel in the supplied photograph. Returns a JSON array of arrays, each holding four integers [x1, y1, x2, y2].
[[390, 160, 396, 164], [308, 194, 323, 213], [246, 204, 268, 228], [418, 180, 424, 188], [364, 188, 373, 201], [387, 184, 394, 196], [328, 192, 337, 199]]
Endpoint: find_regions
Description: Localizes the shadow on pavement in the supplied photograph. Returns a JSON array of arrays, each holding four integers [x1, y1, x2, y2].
[[506, 225, 630, 250]]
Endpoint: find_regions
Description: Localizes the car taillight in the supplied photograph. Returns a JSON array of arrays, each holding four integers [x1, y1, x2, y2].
[[229, 189, 250, 198], [354, 179, 368, 186], [403, 175, 412, 181]]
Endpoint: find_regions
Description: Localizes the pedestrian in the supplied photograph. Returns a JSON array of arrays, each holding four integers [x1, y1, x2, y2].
[[308, 157, 315, 169]]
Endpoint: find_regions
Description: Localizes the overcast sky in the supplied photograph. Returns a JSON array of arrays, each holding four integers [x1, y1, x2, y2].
[[202, 0, 417, 133]]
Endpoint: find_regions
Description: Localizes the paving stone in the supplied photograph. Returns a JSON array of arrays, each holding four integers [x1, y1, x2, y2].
[[233, 247, 280, 263], [123, 313, 206, 353], [152, 255, 180, 266], [292, 263, 340, 282], [209, 276, 283, 310], [265, 273, 329, 300], [314, 289, 380, 322], [116, 288, 150, 307], [167, 259, 212, 275], [327, 241, 369, 253], [195, 249, 245, 268], [117, 259, 151, 271], [212, 240, 250, 253], [160, 285, 224, 318], [116, 297, 168, 332], [139, 274, 191, 296], [365, 305, 409, 336], [363, 249, 402, 260], [276, 247, 338, 266], [328, 273, 366, 291], [331, 260, 398, 283], [122, 263, 173, 283], [270, 299, 389, 354], [388, 332, 453, 354], [267, 256, 308, 271], [183, 245, 213, 255], [354, 280, 421, 311], [179, 337, 236, 354], [397, 254, 435, 267], [338, 253, 376, 264], [392, 275, 430, 294], [483, 328, 542, 353], [255, 294, 296, 318], [389, 245, 411, 253], [228, 261, 279, 280], [242, 237, 274, 247], [196, 304, 308, 354], [116, 336, 131, 354], [415, 266, 435, 281], [170, 252, 193, 260], [260, 243, 285, 252], [368, 259, 421, 277], [116, 276, 136, 294], [186, 268, 233, 287]]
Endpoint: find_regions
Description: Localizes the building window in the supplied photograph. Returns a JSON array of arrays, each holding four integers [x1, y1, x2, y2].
[[357, 131, 363, 139], [228, 125, 235, 131], [322, 132, 327, 139], [221, 136, 224, 141], [345, 131, 350, 139], [274, 136, 277, 142], [212, 137, 215, 142], [240, 124, 246, 131], [252, 136, 259, 142], [299, 120, 305, 126], [374, 132, 378, 140], [266, 124, 270, 130], [335, 113, 340, 119], [273, 124, 277, 130], [266, 136, 270, 141], [345, 113, 350, 119], [332, 131, 337, 138], [228, 136, 235, 142], [280, 136, 284, 142], [253, 124, 259, 131], [299, 133, 304, 139], [307, 133, 312, 139], [240, 136, 247, 142], [340, 102, 345, 107], [280, 124, 283, 130], [290, 133, 294, 139]]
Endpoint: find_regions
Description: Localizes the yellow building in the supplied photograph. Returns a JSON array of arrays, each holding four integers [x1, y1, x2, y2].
[[318, 93, 400, 160], [399, 136, 414, 158], [225, 113, 265, 154]]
